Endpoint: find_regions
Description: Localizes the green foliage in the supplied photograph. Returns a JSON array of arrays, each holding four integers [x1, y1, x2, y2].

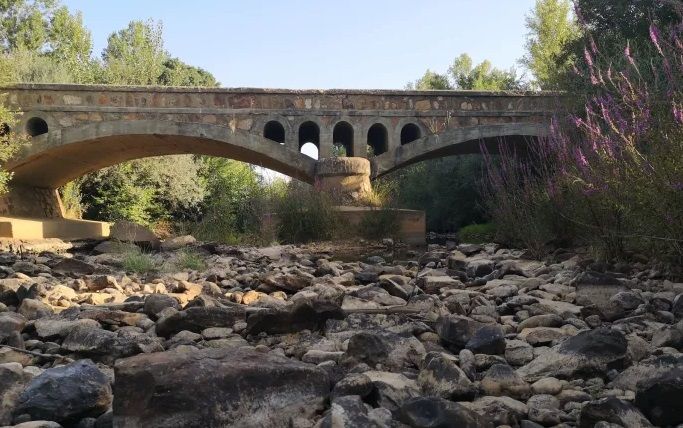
[[102, 19, 166, 85], [458, 223, 497, 244], [192, 158, 264, 243], [522, 0, 579, 89], [382, 155, 486, 232], [122, 248, 157, 273], [449, 53, 524, 90], [0, 55, 27, 194], [0, 0, 58, 52], [332, 144, 347, 157], [173, 249, 206, 271], [59, 180, 83, 218], [356, 208, 400, 240], [275, 184, 339, 244], [408, 54, 524, 92], [158, 58, 219, 87], [79, 156, 206, 226], [408, 70, 452, 90]]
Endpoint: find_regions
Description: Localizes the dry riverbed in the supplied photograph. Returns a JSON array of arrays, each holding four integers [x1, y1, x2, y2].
[[0, 237, 682, 427]]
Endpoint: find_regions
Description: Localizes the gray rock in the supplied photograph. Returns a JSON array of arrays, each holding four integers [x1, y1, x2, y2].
[[634, 366, 683, 426], [480, 363, 530, 399], [460, 396, 528, 426], [14, 360, 111, 424], [517, 327, 627, 382], [143, 294, 180, 318], [18, 299, 53, 320], [156, 306, 246, 338], [114, 346, 330, 427], [332, 373, 373, 398], [417, 352, 475, 400], [527, 394, 562, 425], [363, 371, 420, 413], [399, 397, 493, 428], [579, 397, 653, 428]]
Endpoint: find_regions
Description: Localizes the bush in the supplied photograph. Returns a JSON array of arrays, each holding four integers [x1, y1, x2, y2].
[[356, 208, 400, 240], [483, 21, 683, 260], [275, 185, 339, 244], [458, 223, 497, 244]]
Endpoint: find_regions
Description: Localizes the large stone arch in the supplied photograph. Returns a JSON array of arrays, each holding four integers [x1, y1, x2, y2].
[[370, 122, 548, 178], [6, 119, 318, 188]]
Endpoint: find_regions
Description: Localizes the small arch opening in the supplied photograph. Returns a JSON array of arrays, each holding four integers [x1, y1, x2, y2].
[[26, 117, 48, 137], [299, 121, 320, 152], [401, 123, 421, 145], [263, 120, 285, 144], [300, 142, 319, 160], [333, 121, 354, 157], [367, 123, 388, 157]]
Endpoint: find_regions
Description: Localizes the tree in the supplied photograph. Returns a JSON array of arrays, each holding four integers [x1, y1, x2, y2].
[[48, 6, 98, 83], [102, 20, 166, 85], [408, 70, 452, 90], [0, 0, 57, 53], [522, 0, 579, 89], [158, 58, 219, 87], [450, 53, 524, 90], [0, 54, 26, 194]]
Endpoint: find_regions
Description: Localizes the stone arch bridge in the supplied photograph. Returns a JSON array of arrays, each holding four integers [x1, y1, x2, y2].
[[0, 83, 557, 222]]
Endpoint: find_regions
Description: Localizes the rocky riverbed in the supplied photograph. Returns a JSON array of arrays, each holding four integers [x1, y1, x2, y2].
[[0, 237, 682, 427]]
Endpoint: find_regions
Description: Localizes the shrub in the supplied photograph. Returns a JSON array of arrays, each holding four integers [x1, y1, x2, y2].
[[458, 223, 497, 244], [275, 185, 339, 244], [483, 20, 683, 260], [356, 208, 400, 240]]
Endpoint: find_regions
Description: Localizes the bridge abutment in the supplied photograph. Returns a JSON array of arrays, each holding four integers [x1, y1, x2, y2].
[[0, 183, 64, 219]]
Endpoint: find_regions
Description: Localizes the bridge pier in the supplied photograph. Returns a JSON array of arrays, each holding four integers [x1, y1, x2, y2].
[[314, 157, 372, 204], [0, 183, 64, 219]]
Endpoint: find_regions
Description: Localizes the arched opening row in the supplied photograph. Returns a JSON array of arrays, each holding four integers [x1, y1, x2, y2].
[[262, 120, 423, 159]]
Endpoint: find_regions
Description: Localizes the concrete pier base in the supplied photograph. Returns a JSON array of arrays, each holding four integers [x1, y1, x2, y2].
[[314, 157, 372, 204], [0, 217, 111, 240]]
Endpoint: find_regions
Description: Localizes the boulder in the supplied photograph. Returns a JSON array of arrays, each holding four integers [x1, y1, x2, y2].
[[155, 306, 245, 338], [110, 221, 160, 249], [517, 327, 627, 382], [0, 362, 34, 425], [160, 235, 197, 251], [18, 299, 53, 320], [143, 294, 180, 318], [14, 360, 111, 424], [579, 397, 653, 428], [344, 331, 424, 370], [52, 258, 96, 275], [436, 315, 505, 353], [417, 352, 476, 400], [480, 363, 531, 399], [399, 397, 493, 428], [634, 367, 683, 426], [363, 371, 420, 413], [245, 299, 343, 335], [460, 396, 528, 426], [113, 346, 330, 427]]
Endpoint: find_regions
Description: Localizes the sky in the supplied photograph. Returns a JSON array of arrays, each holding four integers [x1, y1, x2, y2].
[[62, 0, 537, 90]]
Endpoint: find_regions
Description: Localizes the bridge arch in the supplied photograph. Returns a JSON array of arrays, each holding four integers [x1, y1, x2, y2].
[[263, 120, 286, 144], [5, 120, 318, 188], [332, 121, 354, 156], [371, 122, 547, 178], [400, 123, 422, 145], [367, 123, 389, 156]]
